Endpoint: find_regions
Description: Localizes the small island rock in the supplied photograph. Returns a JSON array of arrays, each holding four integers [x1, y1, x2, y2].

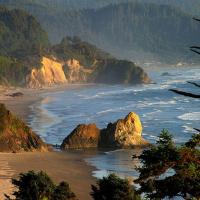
[[61, 124, 100, 149], [61, 112, 148, 149], [100, 112, 148, 148]]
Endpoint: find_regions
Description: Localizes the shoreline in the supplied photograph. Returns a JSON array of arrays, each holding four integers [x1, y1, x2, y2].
[[0, 83, 95, 120], [0, 151, 97, 200], [0, 84, 98, 200]]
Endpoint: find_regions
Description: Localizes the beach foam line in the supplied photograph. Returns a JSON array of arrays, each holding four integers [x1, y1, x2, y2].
[[178, 112, 200, 121]]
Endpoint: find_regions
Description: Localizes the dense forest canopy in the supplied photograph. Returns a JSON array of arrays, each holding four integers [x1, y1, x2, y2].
[[0, 6, 49, 58], [0, 6, 149, 87], [0, 6, 49, 85], [1, 1, 200, 64], [1, 0, 200, 15]]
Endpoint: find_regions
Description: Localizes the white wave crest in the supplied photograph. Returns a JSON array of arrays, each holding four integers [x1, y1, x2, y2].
[[178, 112, 200, 121]]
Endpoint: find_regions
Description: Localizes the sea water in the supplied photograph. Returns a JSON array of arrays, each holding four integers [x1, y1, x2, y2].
[[27, 66, 200, 179]]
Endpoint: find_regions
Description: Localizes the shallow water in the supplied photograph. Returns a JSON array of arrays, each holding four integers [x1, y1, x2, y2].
[[28, 66, 200, 179]]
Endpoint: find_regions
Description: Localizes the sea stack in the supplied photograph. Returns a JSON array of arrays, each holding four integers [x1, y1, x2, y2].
[[0, 104, 49, 152], [61, 112, 148, 150], [99, 112, 148, 148], [61, 124, 100, 149]]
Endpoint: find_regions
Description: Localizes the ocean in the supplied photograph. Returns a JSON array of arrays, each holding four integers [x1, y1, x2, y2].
[[27, 66, 200, 179]]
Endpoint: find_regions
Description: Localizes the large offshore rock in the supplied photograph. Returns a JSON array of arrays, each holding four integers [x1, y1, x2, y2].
[[61, 124, 100, 149], [0, 104, 49, 152], [61, 112, 148, 149], [99, 112, 148, 148]]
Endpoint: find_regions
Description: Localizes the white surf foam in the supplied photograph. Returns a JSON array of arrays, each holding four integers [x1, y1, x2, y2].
[[178, 112, 200, 121], [182, 125, 196, 134]]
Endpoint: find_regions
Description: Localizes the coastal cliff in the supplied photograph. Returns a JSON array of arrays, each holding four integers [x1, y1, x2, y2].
[[0, 104, 48, 152], [64, 58, 92, 83], [26, 55, 150, 88], [61, 112, 148, 149], [27, 57, 67, 88], [0, 7, 151, 88]]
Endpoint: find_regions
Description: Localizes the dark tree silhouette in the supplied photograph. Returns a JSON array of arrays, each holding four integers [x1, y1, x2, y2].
[[91, 173, 141, 200], [169, 89, 200, 98], [135, 130, 200, 200], [5, 171, 77, 200]]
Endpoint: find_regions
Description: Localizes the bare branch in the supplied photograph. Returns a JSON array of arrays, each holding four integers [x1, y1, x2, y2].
[[193, 17, 200, 22], [169, 89, 200, 98], [193, 128, 200, 132], [190, 48, 200, 55], [187, 81, 200, 88]]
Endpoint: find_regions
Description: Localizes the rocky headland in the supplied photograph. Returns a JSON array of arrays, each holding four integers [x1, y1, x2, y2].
[[0, 6, 151, 89], [0, 104, 49, 152], [61, 112, 149, 150]]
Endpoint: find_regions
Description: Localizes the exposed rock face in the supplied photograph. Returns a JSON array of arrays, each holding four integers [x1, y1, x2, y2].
[[25, 56, 151, 89], [61, 124, 100, 149], [26, 57, 93, 88], [27, 57, 67, 88], [61, 112, 148, 150], [0, 104, 48, 152], [100, 112, 148, 148], [64, 58, 92, 83]]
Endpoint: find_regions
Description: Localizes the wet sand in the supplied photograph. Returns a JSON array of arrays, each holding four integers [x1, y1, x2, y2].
[[0, 85, 97, 200], [0, 151, 96, 200], [0, 84, 92, 120]]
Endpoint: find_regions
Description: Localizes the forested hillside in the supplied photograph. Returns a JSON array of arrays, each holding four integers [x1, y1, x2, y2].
[[0, 6, 49, 85], [1, 0, 200, 14], [1, 1, 199, 64], [0, 6, 49, 58], [0, 6, 150, 87]]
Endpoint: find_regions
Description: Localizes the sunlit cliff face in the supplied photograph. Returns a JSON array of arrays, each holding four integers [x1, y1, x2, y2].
[[27, 57, 67, 88], [26, 57, 92, 88]]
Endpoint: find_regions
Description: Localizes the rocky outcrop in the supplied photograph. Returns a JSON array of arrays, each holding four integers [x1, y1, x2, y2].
[[61, 112, 148, 150], [26, 57, 93, 88], [27, 57, 67, 88], [91, 59, 151, 84], [0, 104, 49, 152], [64, 58, 92, 83], [61, 124, 100, 149], [99, 112, 148, 148]]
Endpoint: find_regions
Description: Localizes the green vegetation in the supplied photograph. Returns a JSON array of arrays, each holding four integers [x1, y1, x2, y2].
[[0, 6, 49, 58], [135, 130, 200, 199], [91, 59, 149, 84], [52, 36, 112, 66], [5, 171, 76, 200], [1, 1, 200, 63], [0, 6, 149, 86], [52, 36, 150, 84], [3, 131, 200, 199], [0, 6, 49, 86], [91, 173, 141, 200], [0, 56, 28, 85], [1, 0, 200, 14], [0, 104, 47, 152]]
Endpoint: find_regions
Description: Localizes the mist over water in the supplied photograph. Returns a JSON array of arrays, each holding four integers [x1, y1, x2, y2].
[[28, 66, 200, 178]]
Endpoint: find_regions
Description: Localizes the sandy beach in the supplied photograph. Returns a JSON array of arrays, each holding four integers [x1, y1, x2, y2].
[[0, 151, 96, 200], [0, 84, 92, 120], [0, 85, 97, 200]]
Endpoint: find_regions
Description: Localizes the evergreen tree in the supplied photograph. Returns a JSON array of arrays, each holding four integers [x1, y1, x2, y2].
[[91, 173, 141, 200], [135, 130, 200, 199]]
